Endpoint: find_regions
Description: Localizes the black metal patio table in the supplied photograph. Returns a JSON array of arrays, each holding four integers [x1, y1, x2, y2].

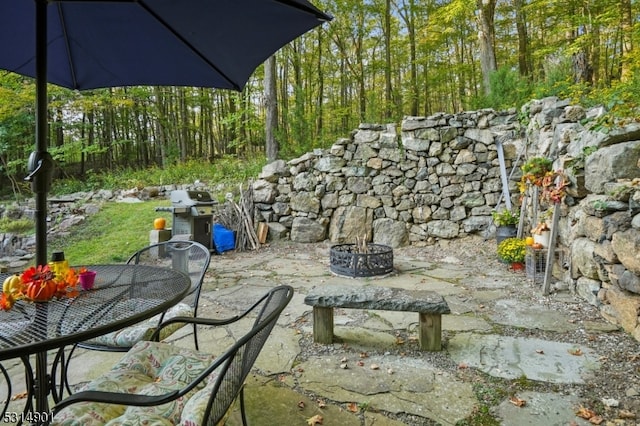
[[0, 264, 191, 425]]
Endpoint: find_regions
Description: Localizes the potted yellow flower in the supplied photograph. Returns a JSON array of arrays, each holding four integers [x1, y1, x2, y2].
[[497, 237, 527, 270]]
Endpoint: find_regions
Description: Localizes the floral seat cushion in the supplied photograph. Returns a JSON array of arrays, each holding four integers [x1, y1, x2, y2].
[[51, 340, 218, 426], [83, 301, 194, 348]]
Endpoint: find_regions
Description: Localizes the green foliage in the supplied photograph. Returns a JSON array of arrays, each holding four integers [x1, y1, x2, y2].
[[50, 156, 266, 196], [0, 216, 33, 234], [474, 67, 532, 110], [491, 209, 520, 226]]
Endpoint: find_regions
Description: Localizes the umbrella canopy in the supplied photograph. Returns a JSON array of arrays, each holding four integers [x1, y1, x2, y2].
[[0, 0, 332, 268], [1, 0, 332, 91]]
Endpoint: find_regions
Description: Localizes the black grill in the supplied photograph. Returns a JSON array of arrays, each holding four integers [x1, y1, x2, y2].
[[156, 190, 216, 250]]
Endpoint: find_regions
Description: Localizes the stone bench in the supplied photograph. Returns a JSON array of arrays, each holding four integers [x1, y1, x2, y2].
[[304, 285, 450, 351]]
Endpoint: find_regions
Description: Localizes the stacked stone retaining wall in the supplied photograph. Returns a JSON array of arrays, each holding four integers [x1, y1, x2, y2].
[[2, 96, 639, 341]]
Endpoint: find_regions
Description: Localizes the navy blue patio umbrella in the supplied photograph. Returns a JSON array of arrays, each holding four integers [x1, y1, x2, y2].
[[0, 0, 332, 269]]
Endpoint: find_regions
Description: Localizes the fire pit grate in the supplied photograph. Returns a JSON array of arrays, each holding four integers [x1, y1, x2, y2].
[[329, 244, 393, 277]]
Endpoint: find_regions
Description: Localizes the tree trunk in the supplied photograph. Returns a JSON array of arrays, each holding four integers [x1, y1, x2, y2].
[[476, 0, 497, 96], [264, 55, 279, 162], [384, 0, 392, 119], [619, 0, 632, 82], [514, 0, 531, 77]]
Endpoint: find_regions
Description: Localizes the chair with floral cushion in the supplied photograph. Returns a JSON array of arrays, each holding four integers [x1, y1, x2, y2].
[[50, 285, 293, 426], [54, 240, 211, 397]]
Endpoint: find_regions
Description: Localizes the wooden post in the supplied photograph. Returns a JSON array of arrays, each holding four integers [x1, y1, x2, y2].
[[312, 307, 334, 344], [418, 313, 442, 351], [542, 203, 561, 295], [517, 192, 528, 239]]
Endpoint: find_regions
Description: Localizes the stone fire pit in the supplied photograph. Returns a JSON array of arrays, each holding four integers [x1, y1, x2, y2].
[[329, 243, 394, 277]]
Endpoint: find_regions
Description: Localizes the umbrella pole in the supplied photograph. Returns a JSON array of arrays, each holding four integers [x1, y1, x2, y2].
[[32, 0, 53, 419], [29, 0, 51, 268]]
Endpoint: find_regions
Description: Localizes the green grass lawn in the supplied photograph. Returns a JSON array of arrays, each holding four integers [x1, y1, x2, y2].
[[49, 199, 173, 265]]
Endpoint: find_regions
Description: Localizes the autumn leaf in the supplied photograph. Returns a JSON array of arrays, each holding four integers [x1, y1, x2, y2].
[[509, 396, 526, 407], [11, 391, 28, 400], [576, 405, 597, 419], [457, 362, 468, 369], [370, 363, 380, 370], [298, 401, 306, 409], [618, 409, 636, 419], [588, 415, 604, 425], [568, 348, 583, 356], [316, 399, 326, 409], [306, 414, 323, 425], [535, 349, 544, 354], [359, 352, 369, 358], [356, 360, 364, 367], [347, 402, 359, 413]]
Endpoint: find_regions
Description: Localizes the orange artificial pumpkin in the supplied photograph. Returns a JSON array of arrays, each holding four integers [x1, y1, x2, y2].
[[153, 217, 166, 230], [531, 243, 543, 250], [25, 280, 57, 302]]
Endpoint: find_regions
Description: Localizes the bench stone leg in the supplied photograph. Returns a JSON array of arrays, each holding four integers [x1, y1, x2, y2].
[[313, 307, 334, 344], [418, 313, 442, 351]]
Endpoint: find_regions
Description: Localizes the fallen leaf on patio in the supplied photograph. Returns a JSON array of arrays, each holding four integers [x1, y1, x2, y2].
[[588, 415, 604, 425], [297, 367, 305, 372], [568, 348, 583, 356], [306, 414, 323, 425], [618, 409, 636, 419], [395, 337, 405, 345], [359, 352, 369, 358], [340, 357, 348, 363], [298, 401, 306, 409], [535, 349, 544, 354], [408, 336, 418, 342], [457, 362, 468, 369], [387, 368, 394, 374], [347, 402, 359, 413], [317, 399, 326, 409], [509, 396, 526, 407], [357, 360, 364, 367], [340, 363, 348, 369], [11, 391, 28, 400], [370, 363, 380, 370], [278, 375, 287, 382], [576, 405, 597, 419]]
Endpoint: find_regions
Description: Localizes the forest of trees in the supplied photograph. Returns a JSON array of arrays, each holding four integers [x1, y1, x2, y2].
[[1, 0, 639, 192]]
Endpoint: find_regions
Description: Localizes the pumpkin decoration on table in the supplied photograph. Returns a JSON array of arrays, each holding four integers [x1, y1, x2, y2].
[[1, 264, 81, 310]]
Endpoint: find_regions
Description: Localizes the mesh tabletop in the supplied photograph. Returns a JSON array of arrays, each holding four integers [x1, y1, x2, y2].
[[0, 264, 190, 360]]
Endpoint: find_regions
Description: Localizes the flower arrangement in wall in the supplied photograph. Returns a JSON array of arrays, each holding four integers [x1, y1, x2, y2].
[[518, 156, 568, 204]]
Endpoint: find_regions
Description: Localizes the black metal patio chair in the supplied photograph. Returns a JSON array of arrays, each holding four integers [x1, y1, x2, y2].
[[53, 240, 211, 398], [50, 285, 293, 425]]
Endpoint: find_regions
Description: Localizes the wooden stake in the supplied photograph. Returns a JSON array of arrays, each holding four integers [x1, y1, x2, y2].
[[542, 203, 560, 295]]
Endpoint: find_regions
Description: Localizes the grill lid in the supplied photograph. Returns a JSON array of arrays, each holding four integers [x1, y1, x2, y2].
[[170, 190, 215, 207]]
